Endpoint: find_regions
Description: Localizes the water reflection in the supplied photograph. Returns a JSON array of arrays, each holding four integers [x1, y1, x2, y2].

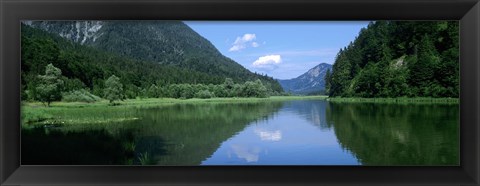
[[202, 100, 458, 165], [230, 144, 262, 163], [202, 101, 361, 165], [283, 100, 330, 130], [22, 99, 458, 165], [254, 128, 282, 141], [325, 102, 459, 165], [22, 101, 284, 165]]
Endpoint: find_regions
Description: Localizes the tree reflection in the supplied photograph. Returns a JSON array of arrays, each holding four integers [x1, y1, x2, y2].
[[325, 102, 459, 165]]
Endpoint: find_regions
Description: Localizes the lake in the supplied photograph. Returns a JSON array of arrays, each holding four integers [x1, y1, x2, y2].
[[22, 99, 459, 165]]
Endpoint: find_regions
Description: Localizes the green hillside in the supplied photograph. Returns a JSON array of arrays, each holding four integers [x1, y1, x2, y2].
[[21, 23, 283, 101], [325, 21, 459, 98], [90, 21, 270, 82]]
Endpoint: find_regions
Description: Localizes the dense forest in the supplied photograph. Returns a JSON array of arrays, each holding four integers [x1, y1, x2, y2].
[[21, 24, 283, 103], [325, 21, 459, 98]]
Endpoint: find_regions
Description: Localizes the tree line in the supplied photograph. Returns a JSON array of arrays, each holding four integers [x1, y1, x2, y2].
[[31, 63, 273, 106], [325, 21, 459, 98]]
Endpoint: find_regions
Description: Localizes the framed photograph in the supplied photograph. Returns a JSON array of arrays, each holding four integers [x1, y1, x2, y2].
[[1, 0, 479, 185]]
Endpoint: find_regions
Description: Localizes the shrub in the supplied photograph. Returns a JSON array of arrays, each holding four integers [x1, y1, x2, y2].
[[195, 90, 214, 99], [62, 89, 102, 103]]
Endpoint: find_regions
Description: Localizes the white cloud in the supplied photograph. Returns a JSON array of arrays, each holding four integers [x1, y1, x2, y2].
[[229, 33, 260, 52], [251, 55, 282, 72], [242, 33, 256, 41], [229, 45, 245, 52], [252, 55, 282, 67]]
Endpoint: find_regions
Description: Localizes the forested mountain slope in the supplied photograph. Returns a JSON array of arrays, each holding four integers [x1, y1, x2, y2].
[[21, 21, 283, 99], [325, 21, 459, 98], [26, 21, 282, 90], [21, 25, 281, 99]]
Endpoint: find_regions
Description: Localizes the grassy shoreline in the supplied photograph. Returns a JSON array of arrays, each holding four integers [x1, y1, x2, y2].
[[21, 95, 458, 126], [22, 95, 329, 108], [21, 96, 327, 126], [327, 97, 459, 103]]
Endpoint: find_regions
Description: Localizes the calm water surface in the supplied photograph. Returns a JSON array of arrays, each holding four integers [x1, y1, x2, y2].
[[22, 99, 459, 165]]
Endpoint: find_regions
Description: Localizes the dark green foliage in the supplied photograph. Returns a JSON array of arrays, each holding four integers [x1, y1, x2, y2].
[[242, 80, 269, 98], [328, 49, 353, 97], [104, 75, 123, 104], [324, 69, 331, 94], [147, 84, 161, 98], [35, 64, 64, 106], [195, 90, 214, 99], [223, 78, 235, 89], [63, 78, 87, 92], [179, 84, 195, 99], [326, 21, 459, 98]]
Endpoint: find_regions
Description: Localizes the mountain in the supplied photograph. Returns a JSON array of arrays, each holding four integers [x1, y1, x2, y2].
[[325, 21, 459, 98], [278, 63, 332, 95], [22, 21, 283, 94]]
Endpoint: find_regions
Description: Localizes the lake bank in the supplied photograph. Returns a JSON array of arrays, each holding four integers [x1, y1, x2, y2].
[[327, 97, 459, 104], [21, 96, 328, 126], [21, 95, 458, 126], [23, 95, 328, 108]]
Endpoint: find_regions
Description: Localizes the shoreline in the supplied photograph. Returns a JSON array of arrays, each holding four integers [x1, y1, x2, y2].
[[21, 96, 327, 125], [22, 95, 329, 108], [22, 95, 459, 109], [21, 95, 458, 126], [327, 97, 459, 103]]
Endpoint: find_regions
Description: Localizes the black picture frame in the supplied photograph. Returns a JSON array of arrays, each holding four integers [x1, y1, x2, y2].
[[1, 0, 479, 185]]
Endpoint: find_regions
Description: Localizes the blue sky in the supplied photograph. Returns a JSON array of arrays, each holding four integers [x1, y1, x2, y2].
[[184, 21, 370, 80]]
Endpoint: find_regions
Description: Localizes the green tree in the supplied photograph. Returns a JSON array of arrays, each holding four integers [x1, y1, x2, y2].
[[195, 89, 214, 99], [214, 85, 228, 98], [352, 64, 380, 97], [223, 78, 235, 97], [147, 84, 159, 98], [104, 75, 123, 104], [180, 84, 195, 99], [232, 84, 244, 97], [124, 84, 139, 99], [327, 21, 458, 98], [63, 78, 86, 92], [329, 49, 353, 97], [224, 78, 234, 89], [408, 35, 439, 96], [254, 80, 268, 98], [242, 80, 268, 98], [35, 63, 64, 107], [324, 69, 332, 95]]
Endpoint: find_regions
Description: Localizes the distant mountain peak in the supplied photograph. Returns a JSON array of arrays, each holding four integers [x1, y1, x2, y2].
[[278, 63, 332, 95], [305, 63, 331, 78]]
